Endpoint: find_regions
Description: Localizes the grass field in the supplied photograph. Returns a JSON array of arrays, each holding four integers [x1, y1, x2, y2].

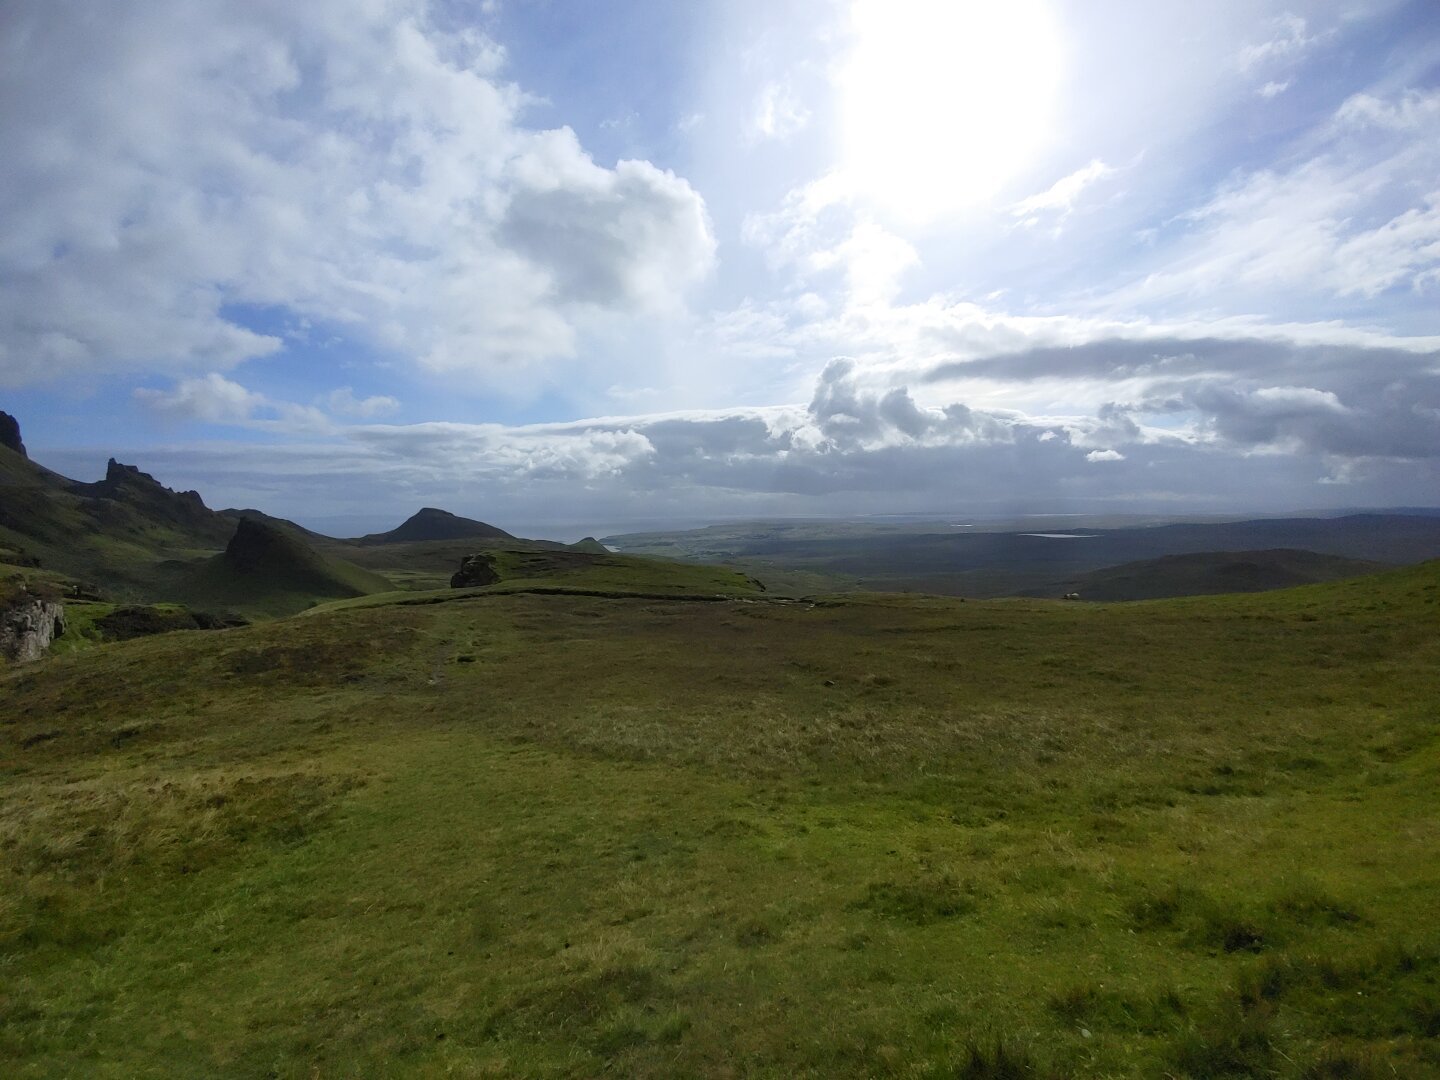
[[2, 562, 1438, 1076]]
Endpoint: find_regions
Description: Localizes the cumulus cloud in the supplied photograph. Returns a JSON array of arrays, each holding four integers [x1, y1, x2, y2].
[[927, 330, 1440, 465], [1085, 449, 1125, 462], [135, 374, 267, 425], [0, 0, 714, 388], [135, 377, 360, 434]]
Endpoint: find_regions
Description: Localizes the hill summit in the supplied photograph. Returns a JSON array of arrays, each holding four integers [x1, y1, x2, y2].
[[359, 507, 512, 545]]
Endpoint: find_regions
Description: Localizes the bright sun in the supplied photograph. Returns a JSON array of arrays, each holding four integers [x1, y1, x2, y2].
[[838, 0, 1064, 221]]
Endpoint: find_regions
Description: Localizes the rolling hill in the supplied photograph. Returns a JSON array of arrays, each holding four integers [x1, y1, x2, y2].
[[607, 513, 1440, 597], [1023, 548, 1390, 601]]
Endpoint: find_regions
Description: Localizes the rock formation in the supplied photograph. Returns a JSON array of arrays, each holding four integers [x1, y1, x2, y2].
[[1, 597, 65, 662], [0, 411, 26, 457], [450, 552, 500, 588]]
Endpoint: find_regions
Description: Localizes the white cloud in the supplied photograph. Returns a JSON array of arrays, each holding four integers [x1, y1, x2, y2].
[[325, 387, 401, 418], [136, 373, 334, 434], [1258, 80, 1291, 99], [1330, 195, 1440, 298], [1238, 13, 1317, 71], [1085, 449, 1125, 462], [743, 174, 916, 302], [750, 81, 810, 142], [1335, 89, 1440, 131], [0, 1, 714, 389], [1011, 159, 1115, 225], [1099, 86, 1440, 309], [135, 374, 266, 424]]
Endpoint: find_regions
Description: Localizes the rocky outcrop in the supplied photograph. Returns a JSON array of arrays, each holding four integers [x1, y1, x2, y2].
[[0, 411, 26, 457], [97, 459, 208, 511], [1, 599, 65, 662], [450, 553, 500, 588]]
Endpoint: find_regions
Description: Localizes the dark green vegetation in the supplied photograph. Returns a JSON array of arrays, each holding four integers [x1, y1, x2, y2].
[[311, 545, 769, 615], [4, 558, 1438, 1076], [0, 442, 234, 600], [608, 514, 1440, 597], [1022, 548, 1388, 602], [175, 518, 394, 619], [0, 429, 392, 618]]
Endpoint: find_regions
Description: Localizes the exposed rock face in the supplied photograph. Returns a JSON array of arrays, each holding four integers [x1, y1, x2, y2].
[[451, 553, 500, 588], [98, 459, 207, 509], [105, 458, 153, 485], [1, 599, 65, 662], [0, 411, 25, 457]]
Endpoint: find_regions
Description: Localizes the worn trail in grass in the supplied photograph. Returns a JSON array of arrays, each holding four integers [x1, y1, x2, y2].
[[3, 564, 1439, 1076]]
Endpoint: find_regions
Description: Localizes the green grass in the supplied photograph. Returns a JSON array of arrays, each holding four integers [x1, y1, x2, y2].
[[307, 545, 768, 615], [174, 520, 395, 619], [1, 561, 1437, 1076]]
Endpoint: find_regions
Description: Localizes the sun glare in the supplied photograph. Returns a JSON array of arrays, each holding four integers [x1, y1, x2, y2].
[[839, 0, 1064, 221]]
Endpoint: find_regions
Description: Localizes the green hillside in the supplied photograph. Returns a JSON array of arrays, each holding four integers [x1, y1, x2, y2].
[[310, 545, 769, 615], [0, 444, 233, 600], [176, 518, 394, 618], [3, 560, 1437, 1076], [303, 533, 765, 597]]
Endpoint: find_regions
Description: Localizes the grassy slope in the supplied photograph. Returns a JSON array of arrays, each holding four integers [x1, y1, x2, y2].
[[176, 526, 394, 620], [0, 446, 235, 601], [2, 563, 1438, 1076], [309, 545, 768, 613]]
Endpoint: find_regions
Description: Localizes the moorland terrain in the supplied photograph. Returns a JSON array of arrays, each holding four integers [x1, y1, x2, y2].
[[2, 410, 1439, 1077], [605, 514, 1440, 598]]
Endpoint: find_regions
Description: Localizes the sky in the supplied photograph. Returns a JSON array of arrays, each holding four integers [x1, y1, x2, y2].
[[2, 0, 1438, 538]]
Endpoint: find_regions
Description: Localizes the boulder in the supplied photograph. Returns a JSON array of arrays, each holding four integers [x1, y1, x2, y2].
[[1, 599, 65, 662], [450, 553, 500, 588]]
